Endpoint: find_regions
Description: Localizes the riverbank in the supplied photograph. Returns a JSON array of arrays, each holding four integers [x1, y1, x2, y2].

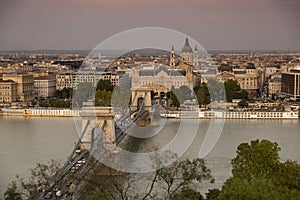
[[0, 108, 80, 117], [1, 108, 299, 119]]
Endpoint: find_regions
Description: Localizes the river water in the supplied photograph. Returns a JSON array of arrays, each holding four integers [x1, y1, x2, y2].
[[0, 116, 299, 197]]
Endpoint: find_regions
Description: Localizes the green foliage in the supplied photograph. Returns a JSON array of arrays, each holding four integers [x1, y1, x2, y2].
[[156, 158, 214, 199], [169, 86, 193, 105], [224, 79, 240, 102], [4, 181, 22, 200], [167, 89, 180, 108], [237, 99, 248, 107], [85, 188, 113, 200], [207, 79, 225, 102], [239, 89, 248, 100], [7, 160, 60, 199], [194, 83, 211, 106], [231, 139, 281, 180], [218, 177, 300, 200], [73, 82, 94, 105], [93, 79, 116, 106], [83, 156, 213, 200], [111, 87, 131, 107], [171, 188, 204, 200], [54, 87, 72, 99], [94, 90, 112, 106], [38, 99, 71, 108], [274, 160, 300, 191], [205, 188, 220, 200], [96, 79, 114, 92], [179, 85, 193, 100], [219, 139, 300, 199]]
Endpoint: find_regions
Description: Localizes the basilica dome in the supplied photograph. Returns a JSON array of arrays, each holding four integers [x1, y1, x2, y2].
[[181, 38, 193, 53]]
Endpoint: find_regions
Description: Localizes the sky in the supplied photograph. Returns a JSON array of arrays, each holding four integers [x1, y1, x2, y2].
[[0, 0, 299, 51]]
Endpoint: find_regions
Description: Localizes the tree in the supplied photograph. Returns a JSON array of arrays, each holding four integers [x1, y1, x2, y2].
[[218, 139, 300, 199], [224, 79, 241, 102], [96, 79, 114, 92], [85, 188, 113, 200], [111, 87, 131, 108], [237, 99, 248, 108], [171, 188, 204, 200], [206, 79, 225, 102], [83, 157, 214, 200], [239, 89, 248, 100], [274, 160, 300, 191], [95, 90, 112, 106], [7, 160, 61, 199], [54, 87, 72, 99], [231, 139, 281, 180], [218, 176, 300, 200], [155, 158, 214, 199], [73, 82, 94, 105], [167, 87, 180, 108], [179, 85, 192, 101], [4, 182, 22, 200], [194, 83, 211, 107], [205, 188, 220, 200]]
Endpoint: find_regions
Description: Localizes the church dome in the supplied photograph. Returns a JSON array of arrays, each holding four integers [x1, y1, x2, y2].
[[181, 38, 193, 53]]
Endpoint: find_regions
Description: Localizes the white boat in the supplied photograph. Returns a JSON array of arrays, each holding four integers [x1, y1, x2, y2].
[[161, 110, 299, 119]]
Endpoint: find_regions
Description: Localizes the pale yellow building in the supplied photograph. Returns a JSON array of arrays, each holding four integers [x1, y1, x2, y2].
[[220, 65, 260, 98], [3, 73, 34, 102], [0, 80, 17, 103], [56, 71, 74, 90], [132, 64, 190, 94], [268, 77, 281, 98], [34, 76, 56, 98], [102, 72, 120, 86]]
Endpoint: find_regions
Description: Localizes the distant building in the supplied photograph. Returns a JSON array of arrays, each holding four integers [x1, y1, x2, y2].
[[56, 71, 74, 90], [132, 64, 190, 94], [265, 66, 278, 78], [34, 76, 56, 98], [102, 72, 120, 86], [72, 71, 102, 89], [170, 45, 176, 67], [219, 64, 260, 98], [268, 77, 281, 98], [180, 38, 198, 67], [0, 80, 17, 103], [281, 69, 300, 99], [3, 73, 34, 102]]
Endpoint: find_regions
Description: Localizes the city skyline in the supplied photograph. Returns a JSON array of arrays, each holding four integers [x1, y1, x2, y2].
[[0, 0, 300, 51]]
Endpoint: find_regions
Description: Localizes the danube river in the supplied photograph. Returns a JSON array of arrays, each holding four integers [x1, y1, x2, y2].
[[0, 116, 300, 197]]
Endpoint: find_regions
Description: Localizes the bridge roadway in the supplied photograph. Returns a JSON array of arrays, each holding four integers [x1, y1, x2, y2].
[[39, 105, 149, 199]]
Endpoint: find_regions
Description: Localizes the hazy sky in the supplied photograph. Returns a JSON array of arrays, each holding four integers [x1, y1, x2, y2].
[[0, 0, 299, 50]]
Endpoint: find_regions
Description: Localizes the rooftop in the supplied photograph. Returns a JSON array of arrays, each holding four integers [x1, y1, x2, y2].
[[34, 76, 56, 81], [139, 66, 186, 76]]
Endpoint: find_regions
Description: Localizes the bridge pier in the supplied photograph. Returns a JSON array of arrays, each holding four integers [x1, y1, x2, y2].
[[80, 107, 116, 150], [131, 87, 152, 111]]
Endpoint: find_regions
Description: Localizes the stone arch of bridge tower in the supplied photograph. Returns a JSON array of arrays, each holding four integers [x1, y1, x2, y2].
[[131, 87, 152, 111], [80, 107, 116, 150]]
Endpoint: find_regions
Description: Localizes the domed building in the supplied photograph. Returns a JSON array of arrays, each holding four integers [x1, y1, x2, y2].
[[168, 38, 201, 89], [169, 38, 199, 68], [181, 38, 198, 67]]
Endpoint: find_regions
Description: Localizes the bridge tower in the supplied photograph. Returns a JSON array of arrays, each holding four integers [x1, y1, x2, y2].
[[131, 87, 152, 111], [80, 107, 115, 150]]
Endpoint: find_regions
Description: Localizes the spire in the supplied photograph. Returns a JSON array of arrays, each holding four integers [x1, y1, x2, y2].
[[195, 45, 198, 51], [182, 37, 192, 53], [170, 45, 175, 67], [185, 38, 189, 46]]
